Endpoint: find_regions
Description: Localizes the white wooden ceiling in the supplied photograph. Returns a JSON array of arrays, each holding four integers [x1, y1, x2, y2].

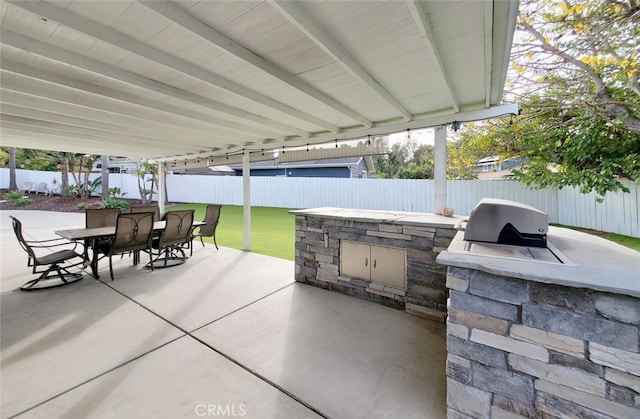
[[0, 0, 518, 161]]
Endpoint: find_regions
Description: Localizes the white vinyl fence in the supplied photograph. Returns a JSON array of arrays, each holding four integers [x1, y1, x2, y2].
[[2, 168, 638, 237]]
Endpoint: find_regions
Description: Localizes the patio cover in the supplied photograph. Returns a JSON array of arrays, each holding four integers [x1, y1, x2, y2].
[[0, 0, 519, 162]]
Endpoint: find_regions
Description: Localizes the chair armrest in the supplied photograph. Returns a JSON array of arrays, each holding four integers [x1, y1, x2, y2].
[[25, 237, 83, 253]]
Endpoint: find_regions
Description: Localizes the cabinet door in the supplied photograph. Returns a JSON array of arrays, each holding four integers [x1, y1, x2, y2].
[[371, 245, 406, 289], [340, 241, 371, 280]]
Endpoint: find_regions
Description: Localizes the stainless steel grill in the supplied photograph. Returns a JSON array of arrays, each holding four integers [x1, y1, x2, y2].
[[463, 198, 548, 248]]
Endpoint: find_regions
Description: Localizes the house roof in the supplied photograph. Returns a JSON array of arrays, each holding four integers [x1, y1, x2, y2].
[[477, 155, 501, 164], [229, 156, 374, 172], [0, 1, 518, 162]]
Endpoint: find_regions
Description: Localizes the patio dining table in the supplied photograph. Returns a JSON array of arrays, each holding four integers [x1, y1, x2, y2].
[[55, 220, 205, 279]]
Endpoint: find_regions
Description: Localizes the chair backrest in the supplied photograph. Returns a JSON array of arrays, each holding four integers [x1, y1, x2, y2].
[[160, 210, 195, 248], [10, 216, 36, 260], [36, 182, 47, 193], [22, 181, 33, 192], [86, 208, 121, 228], [111, 212, 155, 254], [130, 205, 160, 220], [198, 204, 222, 236]]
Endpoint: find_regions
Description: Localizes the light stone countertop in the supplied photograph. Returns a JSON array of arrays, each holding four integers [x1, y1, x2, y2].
[[289, 207, 462, 228], [437, 226, 640, 298]]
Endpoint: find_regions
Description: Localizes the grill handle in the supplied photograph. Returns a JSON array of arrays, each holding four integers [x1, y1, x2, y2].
[[454, 219, 468, 231]]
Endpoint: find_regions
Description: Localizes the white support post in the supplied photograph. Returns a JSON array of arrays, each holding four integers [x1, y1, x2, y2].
[[434, 125, 447, 214], [242, 150, 251, 251], [157, 162, 166, 218]]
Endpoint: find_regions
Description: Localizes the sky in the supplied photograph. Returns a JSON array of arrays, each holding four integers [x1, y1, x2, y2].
[[388, 128, 434, 146]]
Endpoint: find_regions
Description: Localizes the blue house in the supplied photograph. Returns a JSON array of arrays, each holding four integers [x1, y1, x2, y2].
[[474, 155, 523, 179], [230, 156, 376, 178]]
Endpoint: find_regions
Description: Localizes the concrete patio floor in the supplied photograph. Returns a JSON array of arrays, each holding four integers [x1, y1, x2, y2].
[[1, 210, 446, 419]]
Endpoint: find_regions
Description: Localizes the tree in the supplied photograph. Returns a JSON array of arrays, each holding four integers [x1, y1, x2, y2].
[[8, 147, 17, 190], [135, 160, 158, 204], [1, 147, 67, 191], [513, 0, 639, 134], [396, 144, 435, 179], [462, 0, 639, 196], [396, 162, 434, 179], [0, 147, 58, 171], [373, 141, 435, 179], [47, 152, 71, 196], [67, 153, 99, 198], [447, 128, 499, 180], [100, 155, 109, 199]]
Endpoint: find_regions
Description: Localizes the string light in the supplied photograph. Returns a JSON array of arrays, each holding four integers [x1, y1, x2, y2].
[[180, 116, 512, 165]]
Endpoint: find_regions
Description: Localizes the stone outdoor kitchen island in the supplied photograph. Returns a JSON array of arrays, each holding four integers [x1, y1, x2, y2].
[[291, 207, 460, 320], [292, 206, 640, 418], [437, 226, 640, 418]]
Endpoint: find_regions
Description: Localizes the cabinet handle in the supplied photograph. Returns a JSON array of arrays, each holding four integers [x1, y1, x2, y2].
[[373, 259, 377, 268], [365, 257, 368, 267]]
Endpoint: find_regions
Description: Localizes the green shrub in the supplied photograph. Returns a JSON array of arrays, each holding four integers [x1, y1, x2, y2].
[[3, 190, 25, 200], [14, 198, 33, 207], [76, 202, 87, 209], [107, 187, 126, 199], [100, 198, 130, 210]]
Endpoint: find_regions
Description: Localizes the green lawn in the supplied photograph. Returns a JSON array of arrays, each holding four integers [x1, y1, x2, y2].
[[552, 225, 640, 252], [169, 204, 640, 260], [599, 232, 640, 252], [168, 204, 297, 260], [551, 223, 640, 252]]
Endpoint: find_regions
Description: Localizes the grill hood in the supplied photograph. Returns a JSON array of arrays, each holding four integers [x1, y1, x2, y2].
[[463, 198, 548, 247]]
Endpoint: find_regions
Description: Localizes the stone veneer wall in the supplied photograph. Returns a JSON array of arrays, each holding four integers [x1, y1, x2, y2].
[[446, 265, 640, 418], [294, 214, 456, 319]]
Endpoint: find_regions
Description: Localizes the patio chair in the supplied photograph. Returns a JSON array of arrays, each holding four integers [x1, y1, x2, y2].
[[191, 204, 221, 254], [34, 182, 48, 195], [86, 208, 121, 229], [85, 207, 121, 259], [10, 216, 85, 290], [47, 183, 62, 196], [130, 205, 160, 221], [21, 181, 33, 194], [149, 210, 194, 268], [100, 212, 155, 280]]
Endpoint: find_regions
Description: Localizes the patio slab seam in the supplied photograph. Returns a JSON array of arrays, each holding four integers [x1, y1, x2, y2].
[[9, 335, 186, 419], [98, 279, 296, 335], [184, 333, 328, 418], [96, 279, 329, 418]]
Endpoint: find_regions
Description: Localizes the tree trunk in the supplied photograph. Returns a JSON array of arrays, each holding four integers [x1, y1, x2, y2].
[[101, 155, 109, 199], [163, 169, 169, 205], [8, 147, 17, 190], [60, 157, 69, 197]]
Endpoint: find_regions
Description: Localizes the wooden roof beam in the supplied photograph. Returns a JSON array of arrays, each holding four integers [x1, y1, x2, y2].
[[270, 0, 410, 123], [407, 0, 460, 113], [6, 1, 322, 135]]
